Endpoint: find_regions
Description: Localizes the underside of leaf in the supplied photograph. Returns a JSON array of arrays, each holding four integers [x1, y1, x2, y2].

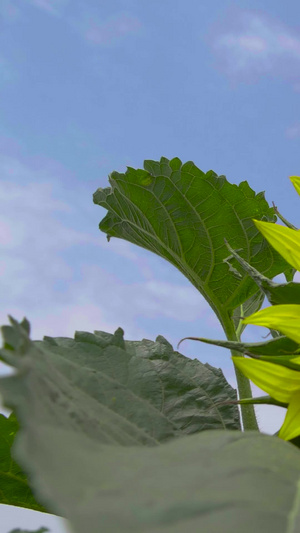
[[94, 157, 290, 331]]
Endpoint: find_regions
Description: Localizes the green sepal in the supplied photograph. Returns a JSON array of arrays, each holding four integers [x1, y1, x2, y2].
[[224, 240, 300, 305], [226, 395, 288, 409], [177, 334, 300, 357]]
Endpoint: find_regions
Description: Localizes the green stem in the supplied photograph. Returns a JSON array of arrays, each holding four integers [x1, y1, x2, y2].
[[222, 311, 259, 432], [232, 351, 259, 431]]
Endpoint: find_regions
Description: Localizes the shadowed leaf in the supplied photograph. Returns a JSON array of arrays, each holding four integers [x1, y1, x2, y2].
[[2, 318, 300, 532]]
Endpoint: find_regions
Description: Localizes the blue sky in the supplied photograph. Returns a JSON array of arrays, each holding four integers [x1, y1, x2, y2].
[[1, 0, 300, 530]]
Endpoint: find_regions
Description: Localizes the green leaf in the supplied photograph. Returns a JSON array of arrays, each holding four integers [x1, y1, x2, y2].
[[0, 412, 48, 513], [262, 280, 300, 305], [242, 305, 300, 345], [177, 334, 300, 357], [93, 157, 290, 332], [0, 316, 240, 505], [250, 354, 300, 371], [0, 317, 240, 442], [231, 290, 266, 336], [2, 318, 300, 532], [284, 266, 296, 282], [252, 219, 300, 272], [4, 424, 300, 532]]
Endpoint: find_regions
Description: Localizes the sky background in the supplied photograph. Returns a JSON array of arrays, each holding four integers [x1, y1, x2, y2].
[[1, 0, 300, 531]]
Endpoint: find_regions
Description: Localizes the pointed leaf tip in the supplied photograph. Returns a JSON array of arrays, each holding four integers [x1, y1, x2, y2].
[[243, 304, 300, 344], [290, 176, 300, 197], [232, 355, 300, 404], [253, 219, 300, 272], [278, 390, 300, 441]]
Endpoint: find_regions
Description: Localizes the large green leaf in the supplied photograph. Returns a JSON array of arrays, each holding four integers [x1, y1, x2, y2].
[[93, 157, 290, 332], [8, 429, 300, 533], [2, 318, 300, 533], [0, 412, 48, 513], [0, 316, 239, 511], [1, 317, 240, 440]]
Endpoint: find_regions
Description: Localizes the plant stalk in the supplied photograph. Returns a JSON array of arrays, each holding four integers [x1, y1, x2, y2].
[[231, 350, 259, 431], [222, 313, 259, 432]]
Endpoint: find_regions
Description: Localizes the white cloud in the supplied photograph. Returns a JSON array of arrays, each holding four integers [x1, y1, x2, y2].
[[209, 10, 300, 87], [0, 56, 15, 85], [0, 0, 20, 21], [286, 123, 300, 139], [0, 153, 211, 349], [2, 273, 207, 341], [69, 266, 208, 324], [79, 12, 142, 46], [26, 0, 69, 16]]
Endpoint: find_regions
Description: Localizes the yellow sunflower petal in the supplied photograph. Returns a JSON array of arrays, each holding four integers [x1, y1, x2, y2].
[[290, 176, 300, 197], [278, 390, 300, 441], [253, 219, 300, 271], [242, 304, 300, 344], [232, 356, 300, 403]]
